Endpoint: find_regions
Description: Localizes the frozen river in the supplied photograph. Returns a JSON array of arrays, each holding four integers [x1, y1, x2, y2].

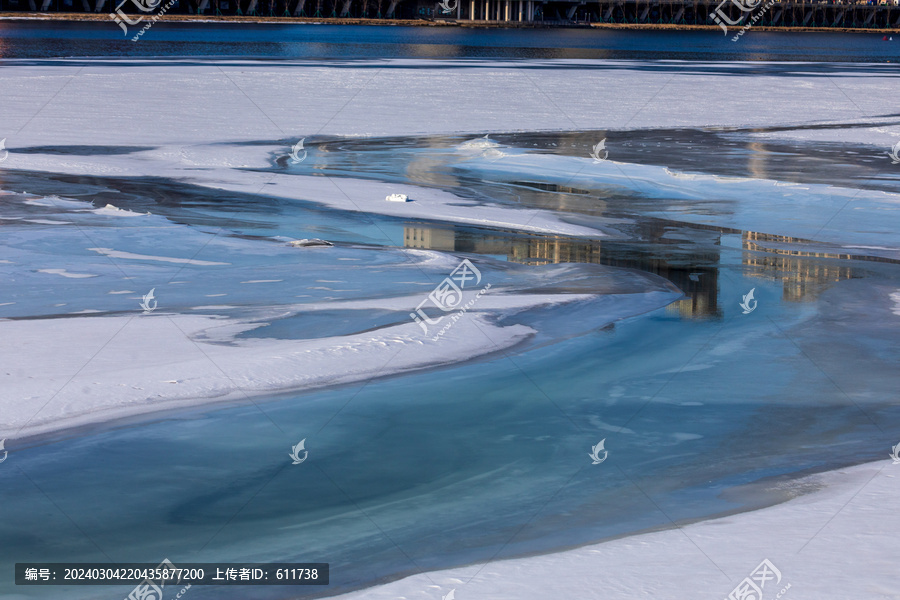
[[0, 37, 899, 600]]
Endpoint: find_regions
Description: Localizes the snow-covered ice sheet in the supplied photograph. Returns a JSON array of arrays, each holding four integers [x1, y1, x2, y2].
[[0, 143, 608, 238], [330, 460, 898, 600], [1, 59, 898, 146], [457, 152, 900, 255], [1, 288, 683, 439]]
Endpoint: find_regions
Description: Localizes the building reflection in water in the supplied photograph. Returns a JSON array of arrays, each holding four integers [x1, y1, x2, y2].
[[742, 231, 854, 303], [404, 223, 722, 319], [404, 224, 874, 320]]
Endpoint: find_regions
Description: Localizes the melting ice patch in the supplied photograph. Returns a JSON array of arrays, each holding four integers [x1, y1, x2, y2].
[[672, 433, 703, 442], [88, 248, 230, 266], [92, 204, 148, 217], [890, 291, 900, 316], [23, 195, 89, 210], [458, 134, 510, 162], [37, 269, 97, 279], [24, 219, 72, 225], [457, 134, 502, 152]]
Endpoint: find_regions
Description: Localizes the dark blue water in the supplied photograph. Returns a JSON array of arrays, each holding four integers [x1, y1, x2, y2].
[[1, 20, 899, 60]]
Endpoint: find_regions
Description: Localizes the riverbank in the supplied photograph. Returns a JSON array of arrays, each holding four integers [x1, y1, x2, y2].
[[2, 12, 900, 33]]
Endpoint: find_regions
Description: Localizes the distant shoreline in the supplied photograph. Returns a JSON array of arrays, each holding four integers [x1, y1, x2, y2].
[[2, 12, 900, 33]]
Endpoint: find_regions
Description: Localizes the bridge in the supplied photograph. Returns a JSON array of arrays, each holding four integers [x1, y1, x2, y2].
[[2, 0, 899, 29]]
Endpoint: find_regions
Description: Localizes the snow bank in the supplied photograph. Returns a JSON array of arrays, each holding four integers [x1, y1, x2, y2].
[[1, 143, 607, 238], [1, 289, 685, 439], [330, 460, 898, 600], [186, 169, 606, 237], [1, 59, 897, 146]]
